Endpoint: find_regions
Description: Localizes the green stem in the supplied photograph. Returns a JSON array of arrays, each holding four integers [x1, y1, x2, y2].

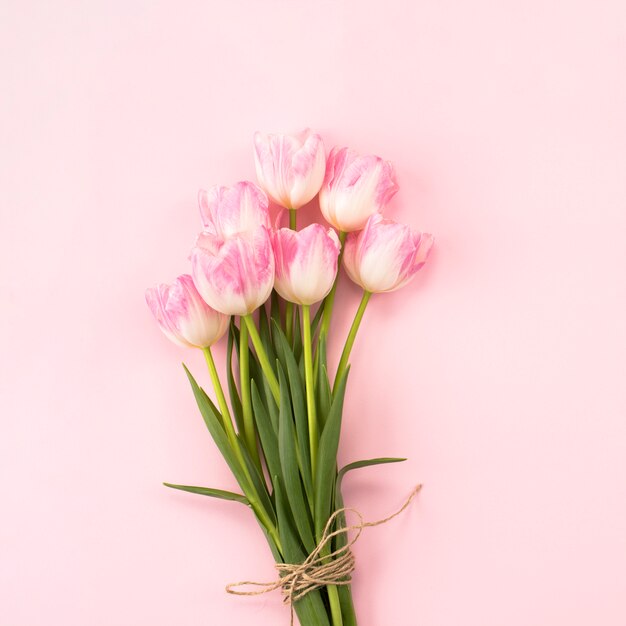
[[334, 291, 372, 392], [320, 230, 347, 340], [285, 302, 294, 345], [289, 208, 297, 230], [239, 321, 261, 471], [328, 585, 344, 626], [302, 305, 318, 481], [202, 347, 238, 447], [243, 314, 280, 404], [203, 347, 281, 550]]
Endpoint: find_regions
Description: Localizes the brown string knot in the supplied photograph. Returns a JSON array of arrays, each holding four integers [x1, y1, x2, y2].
[[226, 485, 421, 623]]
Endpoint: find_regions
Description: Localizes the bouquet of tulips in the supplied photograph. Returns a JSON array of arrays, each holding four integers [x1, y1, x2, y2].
[[146, 129, 434, 626]]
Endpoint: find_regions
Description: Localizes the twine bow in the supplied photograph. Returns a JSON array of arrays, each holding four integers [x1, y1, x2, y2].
[[226, 485, 422, 624]]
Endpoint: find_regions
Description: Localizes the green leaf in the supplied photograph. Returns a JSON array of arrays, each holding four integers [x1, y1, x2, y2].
[[332, 457, 407, 555], [163, 483, 250, 505], [314, 366, 349, 541], [234, 321, 268, 422], [251, 381, 281, 486], [270, 289, 282, 331], [273, 476, 305, 562], [319, 365, 332, 428], [237, 433, 276, 526], [277, 364, 315, 553], [258, 300, 270, 336], [272, 321, 313, 503], [263, 377, 280, 434], [259, 522, 283, 563], [247, 353, 279, 434], [337, 457, 407, 490], [292, 305, 303, 362], [334, 484, 358, 624], [316, 335, 332, 429], [183, 365, 251, 495], [336, 567, 357, 625], [271, 316, 288, 374], [310, 302, 324, 337], [292, 594, 332, 626], [273, 478, 331, 625], [334, 457, 407, 554], [226, 323, 245, 435], [258, 303, 277, 366], [255, 308, 279, 432]]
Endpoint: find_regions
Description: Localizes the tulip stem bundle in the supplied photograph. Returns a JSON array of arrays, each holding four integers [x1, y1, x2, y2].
[[147, 129, 434, 626]]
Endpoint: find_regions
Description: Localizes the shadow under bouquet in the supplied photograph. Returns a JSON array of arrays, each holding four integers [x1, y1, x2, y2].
[[146, 129, 434, 625]]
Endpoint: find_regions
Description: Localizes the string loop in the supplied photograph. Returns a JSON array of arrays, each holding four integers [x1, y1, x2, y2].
[[226, 485, 422, 624]]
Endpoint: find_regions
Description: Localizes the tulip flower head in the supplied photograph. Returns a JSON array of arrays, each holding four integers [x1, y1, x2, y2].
[[319, 147, 399, 232], [191, 225, 275, 316], [272, 223, 341, 305], [253, 128, 326, 210], [343, 214, 434, 293], [198, 181, 270, 239], [145, 274, 229, 348]]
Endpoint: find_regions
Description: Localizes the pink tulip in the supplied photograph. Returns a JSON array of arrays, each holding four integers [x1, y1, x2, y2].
[[343, 214, 434, 293], [272, 224, 341, 305], [145, 275, 229, 348], [191, 226, 275, 316], [253, 129, 326, 209], [198, 181, 270, 239], [319, 147, 399, 232]]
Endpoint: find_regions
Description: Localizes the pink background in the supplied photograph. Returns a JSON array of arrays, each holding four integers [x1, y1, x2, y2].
[[2, 1, 625, 624]]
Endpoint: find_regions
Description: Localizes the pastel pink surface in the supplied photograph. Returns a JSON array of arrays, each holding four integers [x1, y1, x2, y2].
[[1, 1, 625, 625]]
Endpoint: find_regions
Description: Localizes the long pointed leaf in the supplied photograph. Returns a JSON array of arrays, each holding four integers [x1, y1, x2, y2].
[[272, 321, 313, 502], [310, 302, 324, 338], [251, 381, 281, 486], [237, 434, 276, 526], [226, 323, 245, 435], [270, 290, 282, 330], [274, 478, 331, 626], [314, 366, 350, 541], [263, 376, 280, 434], [271, 317, 288, 374], [334, 481, 358, 626], [183, 365, 251, 495], [249, 313, 279, 433], [258, 303, 277, 368], [292, 305, 303, 362], [337, 457, 407, 489], [277, 365, 315, 553], [274, 476, 305, 563], [234, 320, 270, 429], [316, 337, 332, 429], [163, 483, 250, 505]]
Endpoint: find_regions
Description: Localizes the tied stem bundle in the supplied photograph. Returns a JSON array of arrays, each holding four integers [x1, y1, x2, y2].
[[147, 128, 436, 626], [227, 485, 422, 624]]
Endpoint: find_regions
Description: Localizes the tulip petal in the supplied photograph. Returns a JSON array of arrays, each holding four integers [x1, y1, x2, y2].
[[191, 226, 275, 316], [197, 181, 269, 238], [342, 214, 433, 293], [145, 275, 229, 348], [272, 224, 340, 305], [320, 147, 398, 232], [254, 129, 325, 209]]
